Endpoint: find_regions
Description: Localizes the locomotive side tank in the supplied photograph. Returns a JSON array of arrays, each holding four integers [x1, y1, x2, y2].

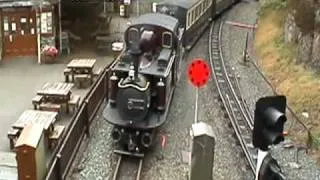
[[103, 13, 183, 152]]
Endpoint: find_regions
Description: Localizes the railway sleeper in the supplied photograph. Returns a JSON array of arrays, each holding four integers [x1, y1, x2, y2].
[[223, 112, 228, 119], [246, 142, 254, 149], [214, 66, 221, 71], [212, 52, 219, 56], [218, 79, 225, 83], [232, 108, 239, 112], [238, 125, 246, 130], [251, 153, 258, 160], [227, 122, 232, 128]]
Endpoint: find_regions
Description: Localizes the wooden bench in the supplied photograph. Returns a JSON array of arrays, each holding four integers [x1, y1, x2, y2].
[[64, 68, 72, 82], [39, 103, 61, 114], [68, 95, 81, 113], [32, 95, 43, 110], [7, 128, 20, 150], [48, 125, 65, 149], [74, 74, 91, 88]]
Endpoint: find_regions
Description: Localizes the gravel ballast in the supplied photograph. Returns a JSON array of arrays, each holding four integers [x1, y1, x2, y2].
[[221, 1, 320, 180]]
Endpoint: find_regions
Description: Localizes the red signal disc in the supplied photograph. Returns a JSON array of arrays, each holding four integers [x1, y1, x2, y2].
[[187, 59, 210, 88]]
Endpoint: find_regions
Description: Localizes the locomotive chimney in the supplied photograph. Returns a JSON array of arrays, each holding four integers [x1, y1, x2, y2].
[[128, 44, 142, 81]]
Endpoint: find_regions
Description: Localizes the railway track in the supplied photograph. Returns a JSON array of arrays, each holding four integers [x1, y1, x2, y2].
[[111, 151, 144, 180], [208, 19, 257, 174]]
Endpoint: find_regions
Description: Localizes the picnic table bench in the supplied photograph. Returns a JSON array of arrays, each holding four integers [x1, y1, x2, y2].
[[8, 110, 58, 150], [37, 82, 74, 113], [48, 125, 65, 149], [66, 58, 96, 87]]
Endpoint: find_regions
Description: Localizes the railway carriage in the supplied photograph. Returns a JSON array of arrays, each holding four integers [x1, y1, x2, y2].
[[103, 13, 183, 153], [156, 0, 215, 50], [156, 0, 240, 51]]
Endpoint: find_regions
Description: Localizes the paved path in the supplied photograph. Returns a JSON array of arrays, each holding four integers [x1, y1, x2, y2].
[[0, 55, 113, 152]]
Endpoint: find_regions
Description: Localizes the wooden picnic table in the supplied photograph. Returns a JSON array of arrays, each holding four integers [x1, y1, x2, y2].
[[67, 58, 96, 82], [12, 110, 58, 132], [37, 82, 74, 113]]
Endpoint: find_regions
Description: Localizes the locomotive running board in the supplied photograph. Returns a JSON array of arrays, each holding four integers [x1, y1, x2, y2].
[[114, 149, 145, 158]]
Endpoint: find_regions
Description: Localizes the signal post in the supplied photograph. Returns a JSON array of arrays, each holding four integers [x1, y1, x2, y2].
[[253, 96, 287, 180], [187, 59, 215, 180]]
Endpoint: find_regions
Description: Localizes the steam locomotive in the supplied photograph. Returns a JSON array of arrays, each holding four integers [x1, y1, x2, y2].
[[103, 0, 239, 154], [103, 13, 183, 153]]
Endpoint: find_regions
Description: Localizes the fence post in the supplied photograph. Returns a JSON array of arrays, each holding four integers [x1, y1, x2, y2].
[[84, 100, 90, 138], [189, 122, 215, 180], [56, 153, 62, 180]]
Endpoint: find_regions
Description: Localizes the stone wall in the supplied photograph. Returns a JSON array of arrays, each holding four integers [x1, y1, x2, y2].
[[284, 0, 320, 70]]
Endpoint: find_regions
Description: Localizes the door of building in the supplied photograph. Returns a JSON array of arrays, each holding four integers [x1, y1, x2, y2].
[[2, 8, 37, 57]]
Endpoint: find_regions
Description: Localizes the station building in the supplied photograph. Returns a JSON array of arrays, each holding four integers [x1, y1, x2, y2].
[[0, 0, 60, 61]]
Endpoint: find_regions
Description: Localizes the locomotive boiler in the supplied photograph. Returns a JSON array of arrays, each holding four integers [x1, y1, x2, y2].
[[103, 13, 183, 153]]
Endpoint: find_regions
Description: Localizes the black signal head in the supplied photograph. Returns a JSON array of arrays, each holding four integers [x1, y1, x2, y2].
[[253, 96, 287, 151]]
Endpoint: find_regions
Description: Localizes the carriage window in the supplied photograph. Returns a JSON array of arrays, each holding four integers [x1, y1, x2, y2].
[[187, 12, 191, 28], [201, 2, 204, 13], [128, 28, 139, 44], [191, 10, 194, 24], [195, 6, 199, 19], [162, 32, 172, 48]]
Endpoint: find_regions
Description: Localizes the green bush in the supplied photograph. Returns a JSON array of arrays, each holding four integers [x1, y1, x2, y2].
[[312, 134, 320, 149], [258, 0, 288, 16]]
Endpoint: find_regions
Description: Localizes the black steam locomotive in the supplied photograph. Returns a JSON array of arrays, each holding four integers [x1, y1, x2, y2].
[[103, 13, 183, 153], [103, 0, 240, 154]]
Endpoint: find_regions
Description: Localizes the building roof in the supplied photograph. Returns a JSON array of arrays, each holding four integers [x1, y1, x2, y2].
[[158, 0, 199, 9], [131, 13, 179, 33], [0, 0, 51, 8], [15, 123, 44, 148]]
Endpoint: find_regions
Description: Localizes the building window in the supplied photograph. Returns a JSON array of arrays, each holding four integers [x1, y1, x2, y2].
[[20, 17, 29, 35], [40, 12, 52, 34], [162, 32, 172, 48]]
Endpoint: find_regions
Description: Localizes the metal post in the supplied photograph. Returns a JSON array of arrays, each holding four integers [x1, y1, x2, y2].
[[137, 0, 139, 16], [194, 88, 198, 123], [37, 3, 42, 64], [243, 32, 249, 64], [255, 150, 268, 180], [59, 0, 62, 55], [189, 122, 215, 180], [56, 153, 62, 180]]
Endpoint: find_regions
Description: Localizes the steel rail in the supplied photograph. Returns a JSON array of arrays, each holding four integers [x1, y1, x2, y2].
[[112, 155, 143, 180], [217, 21, 253, 130], [208, 19, 256, 175]]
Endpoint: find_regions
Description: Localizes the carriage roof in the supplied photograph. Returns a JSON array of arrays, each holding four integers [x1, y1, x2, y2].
[[158, 0, 200, 9], [130, 13, 179, 33]]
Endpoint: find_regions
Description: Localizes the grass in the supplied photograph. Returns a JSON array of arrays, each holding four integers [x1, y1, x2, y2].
[[254, 8, 320, 163]]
